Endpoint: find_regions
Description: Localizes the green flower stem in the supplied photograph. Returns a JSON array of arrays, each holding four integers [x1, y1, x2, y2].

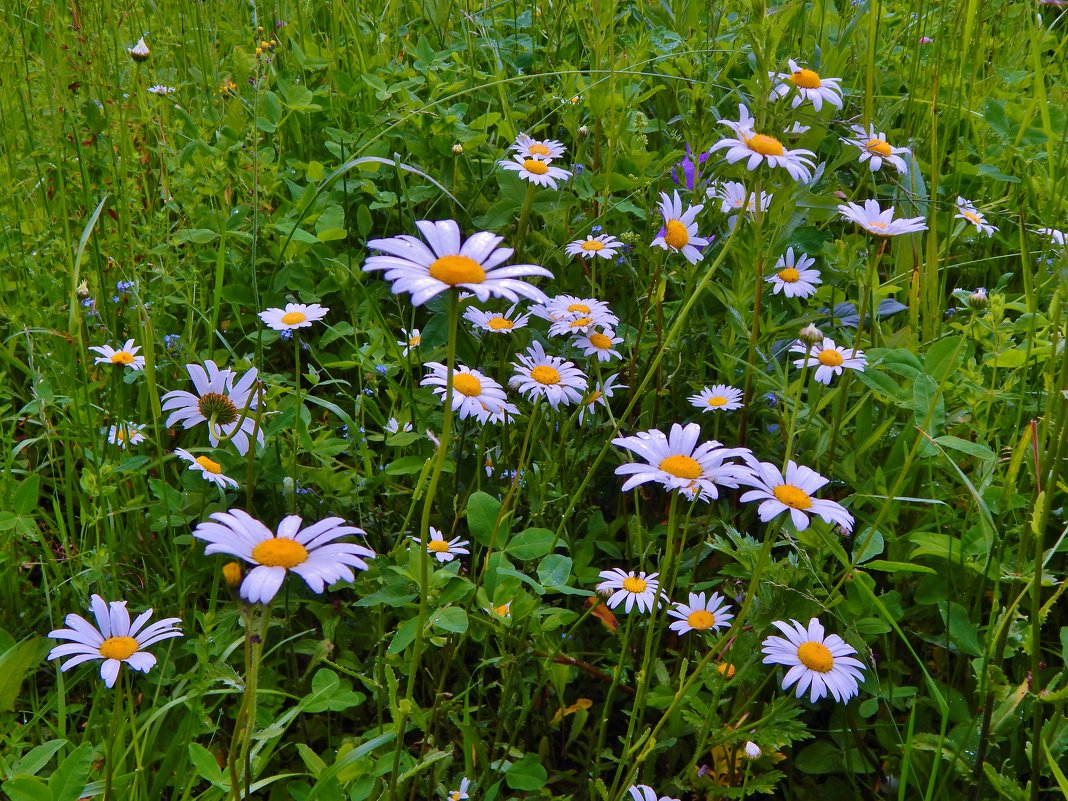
[[513, 183, 537, 257], [783, 361, 810, 466], [290, 332, 303, 511], [739, 181, 766, 445], [228, 605, 269, 801], [103, 675, 125, 801], [590, 614, 637, 795]]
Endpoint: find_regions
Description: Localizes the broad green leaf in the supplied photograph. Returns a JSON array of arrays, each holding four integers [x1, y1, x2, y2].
[[188, 743, 225, 786], [14, 741, 66, 776], [430, 607, 469, 634], [537, 554, 572, 587], [1, 776, 52, 801], [938, 601, 983, 657], [0, 638, 43, 712], [505, 753, 547, 790], [48, 742, 92, 801], [466, 492, 503, 546], [505, 528, 557, 560]]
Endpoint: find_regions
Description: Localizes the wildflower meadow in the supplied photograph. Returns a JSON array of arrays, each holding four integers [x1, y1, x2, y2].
[[1, 1, 1067, 800]]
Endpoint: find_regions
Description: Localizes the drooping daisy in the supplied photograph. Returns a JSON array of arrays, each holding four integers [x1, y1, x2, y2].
[[106, 422, 146, 448], [842, 124, 909, 174], [769, 59, 844, 111], [193, 509, 375, 604], [412, 526, 470, 563], [510, 133, 566, 160], [258, 302, 328, 331], [612, 422, 752, 502], [790, 337, 866, 385], [573, 328, 623, 362], [174, 448, 238, 490], [710, 180, 773, 217], [363, 220, 553, 306], [447, 777, 471, 801], [565, 233, 623, 260], [1037, 227, 1066, 246], [384, 417, 413, 434], [577, 374, 624, 425], [548, 314, 601, 337], [766, 248, 822, 299], [535, 294, 620, 328], [427, 362, 517, 423], [596, 568, 664, 613], [48, 595, 182, 688], [147, 85, 176, 96], [954, 197, 998, 236], [628, 784, 681, 801], [511, 341, 588, 409], [127, 36, 150, 62], [650, 190, 710, 265], [709, 105, 817, 183], [398, 327, 421, 356], [161, 361, 263, 456], [761, 617, 865, 703], [739, 459, 855, 532], [464, 304, 531, 334], [89, 339, 146, 371], [498, 154, 572, 189], [838, 200, 928, 236], [688, 385, 744, 413], [668, 591, 734, 635]]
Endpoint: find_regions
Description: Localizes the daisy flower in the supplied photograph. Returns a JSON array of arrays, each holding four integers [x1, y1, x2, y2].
[[161, 361, 263, 456], [739, 459, 855, 532], [761, 617, 866, 702], [193, 509, 375, 604], [565, 233, 622, 260], [548, 314, 601, 337], [710, 180, 773, 217], [398, 327, 421, 356], [668, 591, 734, 635], [790, 337, 866, 385], [127, 36, 150, 62], [612, 422, 752, 502], [766, 248, 822, 299], [498, 154, 572, 189], [174, 448, 238, 490], [578, 374, 624, 424], [421, 362, 517, 424], [147, 85, 176, 96], [384, 418, 413, 434], [955, 197, 998, 237], [573, 328, 623, 362], [688, 385, 744, 413], [709, 105, 817, 183], [511, 341, 588, 409], [628, 784, 681, 801], [842, 124, 909, 174], [838, 199, 928, 236], [258, 302, 328, 330], [650, 190, 710, 265], [769, 59, 844, 111], [364, 220, 552, 307], [596, 568, 664, 613], [486, 601, 512, 617], [510, 133, 566, 160], [744, 742, 762, 759], [412, 526, 470, 563], [535, 294, 620, 328], [106, 422, 146, 448], [48, 595, 182, 688], [1037, 227, 1066, 246], [464, 304, 530, 334], [447, 777, 471, 801], [89, 339, 146, 370]]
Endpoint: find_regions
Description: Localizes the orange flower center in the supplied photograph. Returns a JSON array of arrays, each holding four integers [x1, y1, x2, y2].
[[581, 240, 605, 251], [664, 220, 690, 249], [707, 395, 728, 407], [817, 348, 844, 367], [589, 333, 612, 349], [487, 316, 514, 330], [963, 210, 982, 225], [867, 221, 887, 230], [523, 159, 549, 175], [585, 390, 603, 404], [99, 636, 140, 660], [569, 317, 593, 329], [659, 454, 702, 479], [622, 576, 648, 594], [428, 539, 450, 553], [687, 610, 716, 630], [773, 484, 812, 510], [791, 68, 822, 89], [717, 662, 736, 679], [195, 456, 222, 474], [408, 335, 421, 346], [744, 134, 785, 157], [797, 641, 834, 672], [281, 311, 307, 325], [530, 365, 561, 385], [452, 373, 483, 397], [110, 351, 135, 365], [251, 538, 309, 569], [866, 138, 892, 157], [567, 303, 591, 314], [428, 254, 486, 285], [529, 143, 551, 156], [778, 267, 800, 283]]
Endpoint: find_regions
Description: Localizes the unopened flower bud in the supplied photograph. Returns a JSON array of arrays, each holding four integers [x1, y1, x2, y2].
[[452, 143, 464, 155], [222, 561, 243, 589], [967, 287, 989, 310], [128, 37, 150, 62], [578, 125, 590, 138], [744, 741, 762, 759], [799, 323, 823, 347]]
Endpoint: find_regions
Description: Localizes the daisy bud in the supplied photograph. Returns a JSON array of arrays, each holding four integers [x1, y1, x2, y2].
[[744, 741, 762, 759], [966, 288, 989, 311], [451, 143, 464, 155], [222, 561, 243, 589], [799, 323, 823, 347], [128, 36, 150, 62], [578, 125, 590, 138]]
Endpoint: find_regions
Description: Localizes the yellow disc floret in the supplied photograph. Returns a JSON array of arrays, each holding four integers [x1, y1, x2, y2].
[[866, 138, 892, 157], [773, 484, 813, 510], [664, 220, 690, 249], [622, 576, 648, 593], [791, 69, 822, 89], [111, 351, 135, 365], [530, 365, 561, 385], [797, 641, 834, 672], [523, 159, 549, 175], [281, 311, 307, 325], [428, 255, 486, 285], [686, 610, 716, 630], [452, 373, 483, 397], [744, 134, 785, 157], [251, 538, 309, 569], [659, 454, 702, 480], [195, 456, 223, 475], [778, 267, 800, 283], [817, 348, 844, 367]]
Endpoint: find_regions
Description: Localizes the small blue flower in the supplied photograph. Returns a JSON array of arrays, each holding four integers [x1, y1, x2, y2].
[[81, 297, 96, 308], [163, 334, 181, 350], [764, 392, 779, 408], [574, 163, 584, 175], [116, 280, 136, 291], [591, 225, 602, 234], [375, 365, 388, 375], [280, 329, 293, 341]]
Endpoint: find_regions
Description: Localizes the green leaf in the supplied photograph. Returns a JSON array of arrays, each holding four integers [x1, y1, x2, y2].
[[505, 528, 557, 560], [505, 753, 547, 790], [384, 456, 429, 476], [864, 560, 936, 575], [387, 617, 420, 656], [466, 492, 504, 546], [911, 373, 944, 433], [851, 529, 884, 564], [14, 741, 66, 776], [924, 336, 966, 382], [429, 607, 468, 634], [12, 476, 39, 515], [933, 436, 995, 461], [188, 743, 225, 786], [537, 554, 572, 588], [302, 669, 365, 713], [174, 228, 219, 244], [0, 638, 43, 712], [1, 776, 52, 801], [938, 601, 983, 656], [48, 742, 92, 801]]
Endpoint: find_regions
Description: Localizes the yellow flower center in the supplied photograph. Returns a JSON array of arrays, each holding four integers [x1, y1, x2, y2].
[[622, 576, 648, 594], [664, 219, 690, 249], [99, 636, 139, 660], [198, 392, 239, 425], [791, 68, 822, 89], [707, 395, 728, 407], [523, 158, 549, 175], [194, 456, 222, 474], [797, 641, 834, 672], [115, 429, 129, 441], [773, 484, 813, 510], [718, 662, 736, 679], [569, 317, 593, 329], [589, 333, 612, 349], [493, 603, 511, 616], [529, 143, 551, 156], [585, 390, 603, 404], [110, 351, 135, 365], [251, 538, 309, 568], [744, 133, 785, 157], [659, 454, 702, 480], [963, 210, 982, 225], [778, 267, 800, 283], [428, 254, 486, 285], [487, 316, 514, 330], [817, 348, 844, 367], [866, 138, 892, 157], [686, 610, 716, 630], [530, 365, 561, 385], [428, 539, 451, 553], [567, 303, 591, 314], [409, 335, 421, 346], [581, 239, 605, 251], [453, 373, 483, 397], [866, 221, 887, 230]]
